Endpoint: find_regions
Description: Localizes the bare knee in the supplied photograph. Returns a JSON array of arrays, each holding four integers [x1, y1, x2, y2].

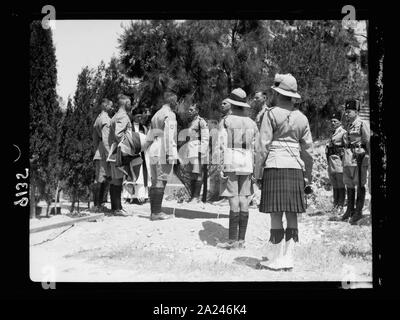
[[239, 196, 249, 212]]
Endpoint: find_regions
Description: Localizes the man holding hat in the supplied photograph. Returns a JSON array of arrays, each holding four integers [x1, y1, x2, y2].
[[92, 98, 113, 212], [216, 88, 258, 249], [340, 99, 370, 224], [326, 112, 347, 216], [107, 94, 134, 216]]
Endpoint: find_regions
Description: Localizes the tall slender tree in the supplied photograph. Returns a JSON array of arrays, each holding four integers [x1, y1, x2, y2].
[[29, 21, 59, 218]]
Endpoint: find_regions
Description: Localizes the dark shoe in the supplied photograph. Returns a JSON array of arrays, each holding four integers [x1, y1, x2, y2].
[[349, 211, 363, 225], [337, 188, 346, 208], [150, 212, 174, 221]]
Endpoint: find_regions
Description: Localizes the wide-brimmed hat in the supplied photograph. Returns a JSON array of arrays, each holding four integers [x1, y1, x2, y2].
[[271, 74, 301, 99], [225, 88, 251, 108]]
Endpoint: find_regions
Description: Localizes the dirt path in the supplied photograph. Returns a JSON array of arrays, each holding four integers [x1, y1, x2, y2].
[[30, 200, 372, 283]]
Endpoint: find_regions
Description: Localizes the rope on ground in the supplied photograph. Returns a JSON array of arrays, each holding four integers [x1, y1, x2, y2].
[[31, 225, 75, 246]]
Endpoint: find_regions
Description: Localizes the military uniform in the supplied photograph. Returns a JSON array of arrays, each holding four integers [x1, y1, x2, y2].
[[255, 104, 270, 129], [93, 111, 111, 183], [341, 113, 370, 223], [92, 110, 111, 208], [216, 88, 258, 249], [326, 125, 347, 212], [179, 115, 210, 201], [145, 104, 178, 219], [107, 108, 132, 212]]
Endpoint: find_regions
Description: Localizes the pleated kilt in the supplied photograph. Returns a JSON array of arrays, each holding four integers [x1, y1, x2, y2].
[[259, 168, 305, 214]]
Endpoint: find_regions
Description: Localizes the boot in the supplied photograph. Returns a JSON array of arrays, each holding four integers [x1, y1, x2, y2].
[[92, 183, 100, 209], [259, 238, 286, 270], [238, 211, 249, 248], [113, 185, 129, 216], [217, 211, 239, 249], [260, 229, 284, 262], [350, 186, 366, 225], [341, 188, 355, 221], [188, 180, 202, 203], [97, 183, 110, 213], [282, 228, 299, 269], [109, 184, 117, 211], [150, 187, 173, 221], [336, 188, 346, 215], [330, 188, 338, 212]]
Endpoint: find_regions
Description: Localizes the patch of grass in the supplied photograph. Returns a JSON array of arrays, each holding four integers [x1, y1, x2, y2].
[[339, 243, 372, 260], [67, 244, 243, 280]]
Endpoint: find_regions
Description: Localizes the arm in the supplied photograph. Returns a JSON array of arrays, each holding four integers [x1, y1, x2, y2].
[[200, 119, 210, 156], [164, 113, 178, 162], [361, 121, 371, 155], [101, 120, 111, 155], [255, 110, 273, 179], [299, 122, 313, 184], [114, 116, 130, 144]]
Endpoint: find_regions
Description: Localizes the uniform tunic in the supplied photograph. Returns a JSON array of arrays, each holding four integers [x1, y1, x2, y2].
[[107, 108, 132, 181], [179, 115, 210, 173], [219, 114, 258, 197], [93, 111, 111, 182], [326, 126, 346, 188], [342, 116, 370, 188], [256, 106, 313, 213], [146, 104, 178, 185]]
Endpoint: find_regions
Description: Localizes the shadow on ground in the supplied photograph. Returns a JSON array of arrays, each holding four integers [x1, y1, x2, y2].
[[198, 221, 228, 246], [233, 256, 265, 270]]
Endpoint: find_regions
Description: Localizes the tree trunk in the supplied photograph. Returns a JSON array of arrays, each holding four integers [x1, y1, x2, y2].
[[54, 181, 60, 215], [70, 193, 76, 213], [30, 181, 36, 219]]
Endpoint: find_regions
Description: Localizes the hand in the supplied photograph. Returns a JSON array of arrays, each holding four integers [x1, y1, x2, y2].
[[220, 171, 228, 180], [304, 177, 309, 185]]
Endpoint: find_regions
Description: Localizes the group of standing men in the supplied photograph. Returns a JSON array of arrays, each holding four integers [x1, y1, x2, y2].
[[91, 73, 370, 271], [326, 99, 370, 225], [92, 91, 210, 220]]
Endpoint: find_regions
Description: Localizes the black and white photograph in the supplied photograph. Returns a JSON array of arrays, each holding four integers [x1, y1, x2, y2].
[[26, 17, 377, 284], [5, 4, 392, 302]]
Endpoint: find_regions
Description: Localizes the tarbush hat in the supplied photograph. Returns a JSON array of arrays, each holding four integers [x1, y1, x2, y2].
[[331, 112, 341, 121], [344, 99, 359, 111], [225, 88, 251, 108], [271, 73, 301, 99]]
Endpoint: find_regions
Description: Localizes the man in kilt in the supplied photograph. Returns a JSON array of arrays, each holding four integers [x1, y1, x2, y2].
[[255, 74, 313, 270]]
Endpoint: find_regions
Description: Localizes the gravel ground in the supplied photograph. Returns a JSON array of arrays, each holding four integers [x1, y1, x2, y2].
[[30, 200, 372, 283]]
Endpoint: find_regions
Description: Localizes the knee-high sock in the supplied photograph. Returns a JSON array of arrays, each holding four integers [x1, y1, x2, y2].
[[229, 211, 239, 241], [150, 187, 164, 214], [269, 228, 284, 244], [238, 211, 249, 241], [285, 228, 299, 242]]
